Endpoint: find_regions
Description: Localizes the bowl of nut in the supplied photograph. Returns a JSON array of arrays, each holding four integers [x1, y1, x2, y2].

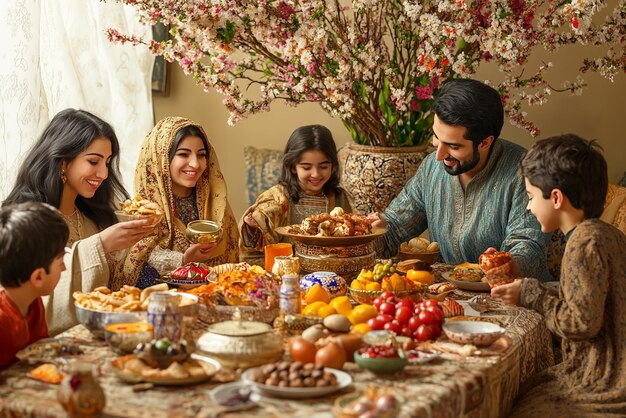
[[241, 361, 352, 399]]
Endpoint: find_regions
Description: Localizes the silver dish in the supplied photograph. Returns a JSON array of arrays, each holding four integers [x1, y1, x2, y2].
[[75, 293, 199, 339]]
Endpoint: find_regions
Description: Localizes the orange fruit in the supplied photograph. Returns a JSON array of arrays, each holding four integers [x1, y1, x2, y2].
[[305, 283, 331, 304], [349, 304, 378, 324], [351, 323, 372, 335], [406, 269, 435, 285], [365, 281, 381, 291], [317, 305, 337, 318], [329, 296, 353, 315], [302, 301, 328, 316]]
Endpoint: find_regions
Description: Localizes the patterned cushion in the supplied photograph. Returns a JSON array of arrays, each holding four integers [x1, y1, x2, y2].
[[243, 146, 283, 206]]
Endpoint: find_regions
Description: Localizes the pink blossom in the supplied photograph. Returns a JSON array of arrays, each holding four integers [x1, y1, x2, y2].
[[414, 86, 433, 100]]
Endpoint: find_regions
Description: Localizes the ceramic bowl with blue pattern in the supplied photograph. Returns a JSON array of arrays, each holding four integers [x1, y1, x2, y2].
[[300, 272, 347, 298]]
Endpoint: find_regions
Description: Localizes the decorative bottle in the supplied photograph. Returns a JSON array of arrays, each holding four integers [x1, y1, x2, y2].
[[279, 274, 302, 316], [147, 292, 183, 342], [57, 362, 106, 418]]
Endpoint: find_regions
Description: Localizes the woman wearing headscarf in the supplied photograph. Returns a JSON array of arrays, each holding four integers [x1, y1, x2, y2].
[[113, 117, 239, 289]]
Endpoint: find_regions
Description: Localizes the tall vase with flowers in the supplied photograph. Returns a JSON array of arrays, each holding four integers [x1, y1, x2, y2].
[[107, 0, 625, 211]]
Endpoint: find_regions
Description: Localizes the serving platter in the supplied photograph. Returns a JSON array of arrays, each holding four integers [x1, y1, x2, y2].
[[110, 353, 220, 386], [159, 275, 207, 289], [241, 367, 352, 399], [275, 226, 387, 246], [441, 272, 490, 292], [16, 337, 93, 364]]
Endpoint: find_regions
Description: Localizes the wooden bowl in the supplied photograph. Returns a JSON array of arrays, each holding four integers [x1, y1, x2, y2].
[[399, 250, 439, 265]]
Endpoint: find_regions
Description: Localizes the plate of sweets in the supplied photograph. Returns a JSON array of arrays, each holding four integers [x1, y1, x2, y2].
[[115, 196, 164, 224], [161, 262, 211, 289], [275, 206, 386, 246], [441, 263, 490, 292], [111, 339, 220, 386], [241, 361, 352, 399]]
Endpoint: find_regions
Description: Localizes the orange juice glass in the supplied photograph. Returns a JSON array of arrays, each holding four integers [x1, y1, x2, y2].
[[264, 243, 294, 272]]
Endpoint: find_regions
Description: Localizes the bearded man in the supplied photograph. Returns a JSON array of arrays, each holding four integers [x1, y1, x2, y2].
[[371, 78, 552, 281]]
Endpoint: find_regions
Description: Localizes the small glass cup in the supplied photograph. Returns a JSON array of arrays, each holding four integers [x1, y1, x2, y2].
[[264, 243, 294, 272]]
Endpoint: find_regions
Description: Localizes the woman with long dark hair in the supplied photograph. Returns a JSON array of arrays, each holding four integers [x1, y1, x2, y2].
[[3, 108, 155, 334]]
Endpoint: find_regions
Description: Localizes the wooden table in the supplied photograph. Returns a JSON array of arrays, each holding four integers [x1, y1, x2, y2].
[[0, 294, 553, 418]]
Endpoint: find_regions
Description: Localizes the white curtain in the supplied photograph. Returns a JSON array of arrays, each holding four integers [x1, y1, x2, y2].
[[0, 0, 154, 199]]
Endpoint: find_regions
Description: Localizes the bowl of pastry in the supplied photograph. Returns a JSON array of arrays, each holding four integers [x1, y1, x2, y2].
[[399, 237, 440, 264], [116, 196, 163, 224]]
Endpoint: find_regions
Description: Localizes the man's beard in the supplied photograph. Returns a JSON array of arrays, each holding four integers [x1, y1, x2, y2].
[[442, 147, 480, 176]]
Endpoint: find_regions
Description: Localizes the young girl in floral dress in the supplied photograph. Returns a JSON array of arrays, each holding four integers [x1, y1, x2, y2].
[[492, 134, 626, 417], [115, 117, 239, 289], [239, 124, 352, 266]]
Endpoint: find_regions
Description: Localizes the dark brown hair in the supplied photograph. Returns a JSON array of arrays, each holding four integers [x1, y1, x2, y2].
[[0, 202, 68, 287], [279, 125, 341, 203], [520, 133, 608, 218]]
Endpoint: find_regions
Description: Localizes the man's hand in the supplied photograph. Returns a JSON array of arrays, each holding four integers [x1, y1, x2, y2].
[[367, 212, 387, 229], [490, 279, 522, 306]]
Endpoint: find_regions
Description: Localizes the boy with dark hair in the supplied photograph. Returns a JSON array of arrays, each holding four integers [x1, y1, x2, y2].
[[0, 202, 69, 369], [492, 134, 626, 417]]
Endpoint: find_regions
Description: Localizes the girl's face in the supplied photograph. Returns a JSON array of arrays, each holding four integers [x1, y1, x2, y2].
[[524, 178, 559, 233], [63, 137, 112, 200], [169, 135, 207, 197], [293, 150, 332, 196]]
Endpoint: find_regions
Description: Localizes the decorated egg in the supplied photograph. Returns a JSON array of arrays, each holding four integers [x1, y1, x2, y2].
[[300, 272, 347, 298]]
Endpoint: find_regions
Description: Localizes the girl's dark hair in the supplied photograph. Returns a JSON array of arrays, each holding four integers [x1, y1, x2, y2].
[[520, 134, 608, 219], [0, 202, 69, 287], [432, 78, 504, 145], [2, 108, 127, 229], [168, 125, 210, 162], [279, 125, 340, 203]]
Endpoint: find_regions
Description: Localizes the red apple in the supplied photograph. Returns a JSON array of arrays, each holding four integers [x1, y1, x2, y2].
[[408, 315, 422, 332], [383, 321, 402, 335], [395, 306, 413, 325], [418, 310, 436, 326], [367, 317, 385, 331], [379, 302, 396, 317], [396, 299, 414, 310], [414, 324, 435, 341]]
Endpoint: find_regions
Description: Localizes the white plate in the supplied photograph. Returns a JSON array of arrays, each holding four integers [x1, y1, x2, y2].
[[210, 381, 260, 411], [406, 349, 441, 364], [441, 271, 490, 292], [241, 367, 352, 399]]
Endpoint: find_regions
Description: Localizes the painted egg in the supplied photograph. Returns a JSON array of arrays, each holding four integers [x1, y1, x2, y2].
[[300, 272, 347, 298]]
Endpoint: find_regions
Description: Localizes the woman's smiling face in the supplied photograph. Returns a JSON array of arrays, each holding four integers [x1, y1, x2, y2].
[[169, 135, 207, 197], [63, 137, 112, 199]]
